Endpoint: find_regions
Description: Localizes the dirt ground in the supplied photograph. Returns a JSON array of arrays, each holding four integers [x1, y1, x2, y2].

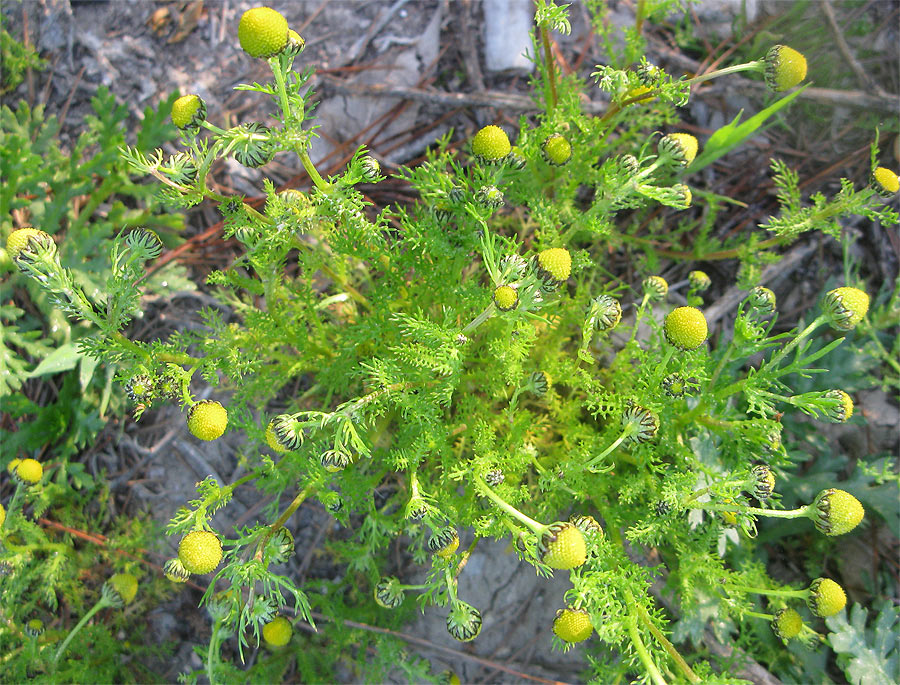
[[3, 0, 898, 682]]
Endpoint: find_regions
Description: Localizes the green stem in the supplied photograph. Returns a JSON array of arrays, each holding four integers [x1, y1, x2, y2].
[[53, 597, 113, 668], [206, 619, 222, 685], [867, 327, 900, 375], [693, 502, 813, 521], [462, 305, 496, 334], [624, 589, 668, 685], [473, 474, 545, 536], [539, 24, 557, 113], [585, 424, 636, 470], [763, 315, 827, 371], [634, 602, 700, 684], [269, 57, 293, 123], [743, 610, 776, 621], [684, 60, 764, 87], [726, 583, 808, 600], [297, 149, 330, 192]]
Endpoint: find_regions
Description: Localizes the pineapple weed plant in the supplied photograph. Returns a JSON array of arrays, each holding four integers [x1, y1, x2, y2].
[[3, 2, 900, 682], [1, 20, 189, 683]]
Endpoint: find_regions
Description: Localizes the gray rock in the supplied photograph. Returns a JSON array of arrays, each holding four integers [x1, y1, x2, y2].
[[483, 0, 534, 73]]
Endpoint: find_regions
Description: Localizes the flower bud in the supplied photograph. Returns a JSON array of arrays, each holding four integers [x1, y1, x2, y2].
[[823, 286, 869, 331], [751, 464, 775, 500], [164, 558, 190, 583], [485, 468, 505, 486], [589, 294, 622, 331], [823, 389, 853, 423], [475, 185, 504, 208], [126, 374, 155, 404], [642, 275, 668, 301], [623, 404, 659, 443], [662, 373, 687, 398], [320, 449, 351, 472], [374, 577, 405, 609], [529, 370, 550, 396], [748, 286, 776, 316], [268, 527, 295, 564], [359, 155, 381, 183], [688, 270, 711, 291], [672, 183, 692, 209], [6, 227, 55, 261], [283, 29, 305, 57], [428, 527, 460, 558], [446, 601, 482, 642], [659, 133, 698, 166]]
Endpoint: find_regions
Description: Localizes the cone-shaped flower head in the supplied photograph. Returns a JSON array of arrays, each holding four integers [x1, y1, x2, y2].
[[541, 522, 587, 570], [15, 458, 43, 484], [493, 285, 519, 312], [552, 607, 593, 643], [807, 578, 846, 617], [6, 227, 54, 260], [765, 45, 808, 91], [812, 488, 864, 536], [664, 306, 708, 350], [107, 573, 139, 605], [187, 400, 228, 441], [471, 125, 511, 163], [262, 616, 293, 647], [542, 134, 572, 165], [171, 94, 206, 129], [178, 530, 223, 574], [536, 248, 572, 285], [872, 167, 899, 198], [772, 608, 803, 640], [238, 7, 289, 58]]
